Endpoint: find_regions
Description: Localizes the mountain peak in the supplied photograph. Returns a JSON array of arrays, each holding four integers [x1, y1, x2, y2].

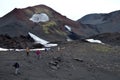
[[0, 4, 83, 48]]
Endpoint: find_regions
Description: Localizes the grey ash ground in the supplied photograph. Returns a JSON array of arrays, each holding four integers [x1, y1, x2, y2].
[[0, 41, 120, 80]]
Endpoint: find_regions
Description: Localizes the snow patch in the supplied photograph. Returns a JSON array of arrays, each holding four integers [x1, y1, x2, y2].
[[28, 32, 49, 45], [30, 13, 49, 23], [28, 32, 58, 47], [66, 36, 72, 41], [0, 48, 45, 51], [86, 39, 104, 44], [44, 44, 58, 48], [65, 25, 71, 31], [0, 48, 10, 51]]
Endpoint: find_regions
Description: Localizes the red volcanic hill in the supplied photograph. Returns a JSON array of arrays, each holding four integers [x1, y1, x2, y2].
[[0, 5, 83, 48]]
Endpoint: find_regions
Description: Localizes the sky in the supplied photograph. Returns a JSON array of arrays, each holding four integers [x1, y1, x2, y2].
[[1, 0, 120, 20]]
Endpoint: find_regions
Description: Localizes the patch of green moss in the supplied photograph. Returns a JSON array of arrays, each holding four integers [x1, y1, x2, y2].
[[91, 44, 113, 53], [42, 21, 57, 34]]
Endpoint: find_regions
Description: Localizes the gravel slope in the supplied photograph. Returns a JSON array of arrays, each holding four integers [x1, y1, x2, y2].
[[0, 41, 120, 80]]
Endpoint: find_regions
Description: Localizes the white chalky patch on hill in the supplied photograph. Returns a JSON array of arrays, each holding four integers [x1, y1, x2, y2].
[[30, 13, 49, 23]]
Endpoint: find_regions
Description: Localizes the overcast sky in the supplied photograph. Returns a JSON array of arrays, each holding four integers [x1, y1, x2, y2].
[[1, 0, 120, 20]]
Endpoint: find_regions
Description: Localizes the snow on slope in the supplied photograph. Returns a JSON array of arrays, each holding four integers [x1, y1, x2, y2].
[[30, 13, 49, 23], [28, 32, 49, 45], [0, 48, 10, 51], [0, 48, 45, 51], [86, 39, 104, 44], [65, 25, 71, 31], [28, 32, 58, 47]]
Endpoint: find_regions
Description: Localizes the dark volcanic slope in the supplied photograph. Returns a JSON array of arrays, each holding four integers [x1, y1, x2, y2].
[[77, 10, 120, 37], [0, 5, 82, 39], [0, 5, 83, 48], [89, 32, 120, 46]]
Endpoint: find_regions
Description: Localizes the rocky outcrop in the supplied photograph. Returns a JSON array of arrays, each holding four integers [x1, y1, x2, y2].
[[0, 34, 34, 49]]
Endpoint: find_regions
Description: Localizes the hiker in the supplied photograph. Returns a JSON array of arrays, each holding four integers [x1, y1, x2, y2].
[[36, 50, 41, 60], [26, 47, 30, 56], [13, 62, 20, 75], [57, 46, 60, 51]]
